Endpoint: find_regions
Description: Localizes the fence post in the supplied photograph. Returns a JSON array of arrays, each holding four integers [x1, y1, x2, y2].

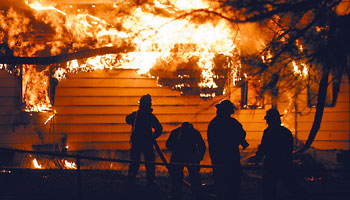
[[77, 155, 82, 200]]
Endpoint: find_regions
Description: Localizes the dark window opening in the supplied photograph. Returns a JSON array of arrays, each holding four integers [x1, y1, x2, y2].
[[241, 78, 264, 109]]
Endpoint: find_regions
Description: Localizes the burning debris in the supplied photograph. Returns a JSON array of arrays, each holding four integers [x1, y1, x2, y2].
[[32, 157, 42, 169]]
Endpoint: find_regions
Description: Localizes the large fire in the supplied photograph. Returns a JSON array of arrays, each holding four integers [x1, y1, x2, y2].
[[0, 0, 242, 111], [0, 0, 308, 112]]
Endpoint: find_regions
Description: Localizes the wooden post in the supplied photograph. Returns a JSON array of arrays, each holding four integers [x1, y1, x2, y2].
[[19, 65, 23, 106], [294, 94, 298, 145], [76, 155, 82, 200], [53, 114, 55, 153]]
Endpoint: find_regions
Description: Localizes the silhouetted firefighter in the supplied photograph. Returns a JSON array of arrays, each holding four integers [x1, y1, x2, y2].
[[126, 94, 163, 186], [207, 99, 249, 200], [166, 121, 206, 200], [253, 108, 308, 200]]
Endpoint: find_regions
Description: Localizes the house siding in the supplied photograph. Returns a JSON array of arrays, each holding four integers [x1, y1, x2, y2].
[[0, 69, 349, 151]]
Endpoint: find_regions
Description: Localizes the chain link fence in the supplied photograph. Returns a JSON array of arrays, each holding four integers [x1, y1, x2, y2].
[[0, 147, 349, 200]]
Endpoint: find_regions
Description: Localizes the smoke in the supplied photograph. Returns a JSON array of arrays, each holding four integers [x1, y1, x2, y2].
[[236, 22, 270, 56]]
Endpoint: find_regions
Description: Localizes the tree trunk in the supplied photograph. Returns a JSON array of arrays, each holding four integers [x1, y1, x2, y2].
[[299, 66, 330, 152]]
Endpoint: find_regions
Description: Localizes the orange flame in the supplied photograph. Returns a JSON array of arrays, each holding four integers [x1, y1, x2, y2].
[[22, 65, 51, 112], [1, 0, 249, 110], [292, 61, 308, 77], [63, 159, 77, 169], [32, 158, 42, 169]]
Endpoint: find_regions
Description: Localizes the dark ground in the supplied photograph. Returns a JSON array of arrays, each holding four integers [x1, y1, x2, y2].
[[0, 167, 349, 200], [1, 149, 350, 200]]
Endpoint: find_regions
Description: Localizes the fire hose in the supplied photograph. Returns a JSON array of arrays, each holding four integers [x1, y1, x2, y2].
[[131, 111, 191, 188], [152, 139, 192, 188]]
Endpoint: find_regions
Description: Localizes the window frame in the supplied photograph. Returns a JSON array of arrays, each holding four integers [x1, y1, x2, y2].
[[240, 77, 264, 109]]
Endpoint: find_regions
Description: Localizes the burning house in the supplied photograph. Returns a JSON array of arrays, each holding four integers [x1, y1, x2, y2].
[[0, 0, 349, 156]]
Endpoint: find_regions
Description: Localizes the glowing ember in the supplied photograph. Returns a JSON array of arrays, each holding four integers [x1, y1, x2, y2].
[[63, 160, 77, 169], [32, 158, 42, 169], [0, 64, 15, 74], [292, 61, 308, 77]]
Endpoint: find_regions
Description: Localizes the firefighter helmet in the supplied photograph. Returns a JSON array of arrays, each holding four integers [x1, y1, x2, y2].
[[215, 99, 236, 114]]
